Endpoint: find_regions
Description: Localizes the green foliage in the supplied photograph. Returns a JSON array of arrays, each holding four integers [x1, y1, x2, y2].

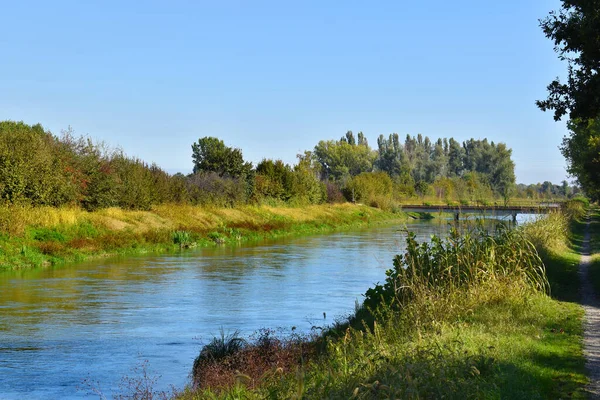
[[561, 119, 600, 200], [0, 121, 79, 206], [31, 228, 66, 243], [0, 120, 525, 210], [172, 230, 191, 247], [313, 132, 376, 181], [191, 137, 252, 178], [363, 225, 549, 313], [255, 159, 294, 201], [537, 0, 600, 122], [345, 172, 393, 205], [188, 172, 247, 207]]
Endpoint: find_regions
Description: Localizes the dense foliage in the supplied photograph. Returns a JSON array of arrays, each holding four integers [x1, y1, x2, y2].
[[539, 1, 600, 200], [0, 120, 576, 211], [0, 121, 180, 210], [537, 0, 600, 122], [561, 119, 600, 200]]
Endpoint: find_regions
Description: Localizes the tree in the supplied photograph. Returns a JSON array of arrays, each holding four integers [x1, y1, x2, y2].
[[447, 138, 464, 177], [561, 118, 600, 199], [191, 137, 252, 178], [313, 134, 375, 181], [537, 1, 600, 122], [375, 133, 406, 177]]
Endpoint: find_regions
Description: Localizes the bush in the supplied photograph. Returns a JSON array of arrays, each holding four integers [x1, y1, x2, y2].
[[172, 230, 191, 248], [192, 329, 315, 391], [188, 172, 247, 207], [345, 172, 393, 204], [325, 182, 345, 203]]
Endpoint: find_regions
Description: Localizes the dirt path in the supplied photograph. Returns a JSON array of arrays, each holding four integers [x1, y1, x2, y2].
[[579, 217, 600, 398]]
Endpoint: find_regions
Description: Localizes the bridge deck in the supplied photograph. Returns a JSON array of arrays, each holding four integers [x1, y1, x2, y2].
[[401, 204, 560, 215]]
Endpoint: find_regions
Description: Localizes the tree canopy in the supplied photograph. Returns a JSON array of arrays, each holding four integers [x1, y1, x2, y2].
[[561, 119, 600, 200], [537, 0, 600, 122], [191, 137, 252, 178], [538, 1, 600, 199]]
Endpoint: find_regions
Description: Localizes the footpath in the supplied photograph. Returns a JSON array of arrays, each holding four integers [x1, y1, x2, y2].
[[580, 215, 600, 398]]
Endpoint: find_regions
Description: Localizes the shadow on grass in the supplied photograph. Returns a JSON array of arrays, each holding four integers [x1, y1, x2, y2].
[[318, 348, 586, 400], [542, 247, 582, 303]]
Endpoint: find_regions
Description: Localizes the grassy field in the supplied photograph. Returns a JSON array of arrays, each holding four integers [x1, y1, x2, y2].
[[171, 202, 588, 400], [0, 203, 412, 270]]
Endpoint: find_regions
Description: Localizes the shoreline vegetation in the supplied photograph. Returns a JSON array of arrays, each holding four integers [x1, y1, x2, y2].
[[0, 203, 416, 271], [167, 199, 589, 399]]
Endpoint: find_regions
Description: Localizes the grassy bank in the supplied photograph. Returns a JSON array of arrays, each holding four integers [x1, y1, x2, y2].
[[0, 203, 412, 271], [176, 202, 588, 399]]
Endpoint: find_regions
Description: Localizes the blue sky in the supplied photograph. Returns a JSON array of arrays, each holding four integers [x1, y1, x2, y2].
[[0, 0, 568, 184]]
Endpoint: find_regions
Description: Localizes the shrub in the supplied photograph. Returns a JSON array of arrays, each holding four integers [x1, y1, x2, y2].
[[192, 329, 316, 391], [37, 241, 65, 255], [172, 230, 191, 248], [325, 182, 345, 203], [188, 172, 247, 207], [345, 172, 393, 204]]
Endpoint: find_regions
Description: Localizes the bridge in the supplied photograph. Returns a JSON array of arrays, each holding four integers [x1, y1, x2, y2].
[[401, 203, 561, 222]]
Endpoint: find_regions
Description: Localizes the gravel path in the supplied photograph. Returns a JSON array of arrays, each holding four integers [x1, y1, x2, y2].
[[579, 217, 600, 398]]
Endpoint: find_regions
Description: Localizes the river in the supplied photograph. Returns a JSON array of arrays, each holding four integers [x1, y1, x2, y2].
[[0, 215, 533, 399]]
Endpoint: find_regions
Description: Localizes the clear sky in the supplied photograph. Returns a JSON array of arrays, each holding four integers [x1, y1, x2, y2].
[[0, 0, 569, 184]]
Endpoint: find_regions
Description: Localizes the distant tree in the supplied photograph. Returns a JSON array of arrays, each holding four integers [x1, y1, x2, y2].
[[428, 139, 447, 181], [414, 180, 429, 200], [291, 152, 326, 204], [191, 137, 252, 178], [255, 159, 294, 201], [488, 142, 516, 204], [346, 172, 393, 204], [537, 1, 600, 122], [447, 138, 464, 177], [313, 133, 375, 181], [561, 180, 572, 197], [375, 133, 406, 177]]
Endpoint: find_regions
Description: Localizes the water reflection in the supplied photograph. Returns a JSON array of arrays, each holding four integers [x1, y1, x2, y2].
[[0, 216, 535, 399]]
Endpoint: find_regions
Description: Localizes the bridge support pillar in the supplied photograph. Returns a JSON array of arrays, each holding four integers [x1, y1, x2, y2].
[[454, 212, 460, 222]]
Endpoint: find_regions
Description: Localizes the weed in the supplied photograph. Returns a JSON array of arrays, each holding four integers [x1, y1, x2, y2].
[[31, 228, 67, 242], [172, 230, 192, 248]]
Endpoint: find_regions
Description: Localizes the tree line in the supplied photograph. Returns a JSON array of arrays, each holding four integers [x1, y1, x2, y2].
[[0, 120, 575, 211]]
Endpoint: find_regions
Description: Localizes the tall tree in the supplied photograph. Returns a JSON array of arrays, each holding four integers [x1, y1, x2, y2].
[[537, 1, 600, 122], [191, 137, 252, 178], [313, 133, 375, 181], [447, 138, 464, 177]]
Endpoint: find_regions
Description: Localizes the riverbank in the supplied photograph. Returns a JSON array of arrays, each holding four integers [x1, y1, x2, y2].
[[0, 203, 416, 271], [178, 200, 589, 399]]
